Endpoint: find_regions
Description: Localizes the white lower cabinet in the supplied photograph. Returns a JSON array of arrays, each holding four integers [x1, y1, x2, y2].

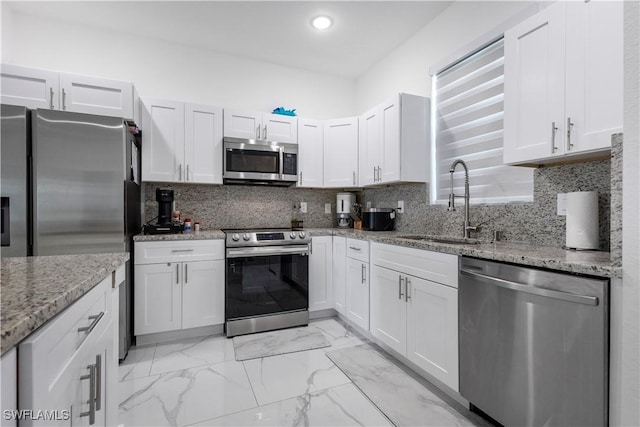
[[345, 239, 370, 330], [370, 242, 459, 391], [1, 348, 17, 427], [332, 236, 347, 315], [134, 240, 225, 336], [18, 274, 115, 426], [309, 236, 333, 312]]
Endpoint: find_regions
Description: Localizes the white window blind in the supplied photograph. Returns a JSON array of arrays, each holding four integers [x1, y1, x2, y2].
[[431, 38, 533, 205]]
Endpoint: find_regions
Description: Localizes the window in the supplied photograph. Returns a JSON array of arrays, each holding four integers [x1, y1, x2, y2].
[[430, 38, 533, 205]]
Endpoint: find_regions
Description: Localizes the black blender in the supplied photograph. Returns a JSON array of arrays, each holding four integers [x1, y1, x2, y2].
[[143, 188, 182, 234]]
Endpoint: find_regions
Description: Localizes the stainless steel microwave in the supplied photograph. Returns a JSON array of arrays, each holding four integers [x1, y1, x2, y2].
[[223, 137, 298, 185]]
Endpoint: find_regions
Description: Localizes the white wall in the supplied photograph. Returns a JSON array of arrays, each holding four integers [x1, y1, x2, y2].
[[355, 1, 536, 111], [1, 9, 356, 119], [619, 1, 640, 425]]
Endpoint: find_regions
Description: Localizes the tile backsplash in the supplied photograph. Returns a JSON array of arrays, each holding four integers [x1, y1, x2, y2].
[[144, 134, 620, 254]]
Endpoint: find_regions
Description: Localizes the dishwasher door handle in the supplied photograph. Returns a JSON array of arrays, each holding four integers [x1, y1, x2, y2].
[[460, 269, 599, 306]]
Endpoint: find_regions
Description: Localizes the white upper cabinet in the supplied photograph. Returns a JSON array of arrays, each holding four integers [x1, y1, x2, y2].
[[323, 117, 359, 188], [59, 72, 133, 119], [297, 118, 324, 187], [359, 93, 429, 186], [504, 1, 622, 165], [223, 109, 298, 143], [142, 98, 222, 184], [1, 64, 134, 119], [1, 64, 58, 110], [185, 104, 224, 184]]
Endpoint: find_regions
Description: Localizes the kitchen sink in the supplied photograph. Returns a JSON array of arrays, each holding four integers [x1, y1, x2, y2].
[[398, 235, 481, 245]]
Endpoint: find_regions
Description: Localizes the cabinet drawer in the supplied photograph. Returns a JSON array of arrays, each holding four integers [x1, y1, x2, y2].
[[135, 239, 224, 264], [371, 242, 458, 288], [346, 238, 369, 262], [18, 275, 111, 397]]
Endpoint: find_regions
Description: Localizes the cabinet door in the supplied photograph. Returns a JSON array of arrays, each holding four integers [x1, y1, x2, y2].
[[223, 109, 262, 139], [346, 258, 369, 330], [503, 2, 565, 164], [370, 266, 406, 355], [141, 98, 185, 182], [332, 237, 347, 315], [59, 73, 133, 119], [309, 236, 333, 312], [380, 96, 401, 183], [358, 106, 380, 186], [407, 276, 458, 392], [0, 64, 59, 110], [323, 117, 359, 188], [263, 113, 298, 143], [184, 103, 223, 184], [297, 118, 324, 187], [182, 260, 225, 329], [565, 0, 623, 154], [1, 349, 17, 427], [134, 263, 182, 335]]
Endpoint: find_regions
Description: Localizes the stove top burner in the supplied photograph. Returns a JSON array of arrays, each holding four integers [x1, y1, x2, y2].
[[223, 228, 310, 247]]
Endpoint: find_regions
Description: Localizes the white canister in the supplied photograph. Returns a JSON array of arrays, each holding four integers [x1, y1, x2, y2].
[[565, 191, 599, 250]]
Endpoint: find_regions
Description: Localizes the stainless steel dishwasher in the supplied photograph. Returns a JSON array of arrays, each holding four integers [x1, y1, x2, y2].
[[459, 257, 609, 427]]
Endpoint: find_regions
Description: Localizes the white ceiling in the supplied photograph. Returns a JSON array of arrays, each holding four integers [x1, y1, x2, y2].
[[5, 1, 453, 78]]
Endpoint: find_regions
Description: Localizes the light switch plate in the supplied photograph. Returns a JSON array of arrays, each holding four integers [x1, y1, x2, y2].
[[324, 203, 331, 214], [557, 193, 567, 216], [300, 202, 308, 213], [397, 200, 404, 213]]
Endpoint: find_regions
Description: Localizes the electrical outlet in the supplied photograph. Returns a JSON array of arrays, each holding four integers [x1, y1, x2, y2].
[[366, 201, 372, 208], [325, 203, 331, 214], [557, 193, 567, 216], [397, 200, 404, 214], [300, 202, 308, 213]]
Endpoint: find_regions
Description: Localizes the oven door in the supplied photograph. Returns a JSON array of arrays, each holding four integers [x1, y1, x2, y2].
[[226, 245, 309, 321]]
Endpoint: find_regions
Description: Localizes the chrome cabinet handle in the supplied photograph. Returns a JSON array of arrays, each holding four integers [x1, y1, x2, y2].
[[551, 122, 558, 153], [348, 246, 361, 251], [62, 88, 67, 110], [185, 263, 188, 284], [178, 164, 182, 181], [78, 312, 104, 334], [398, 275, 404, 299], [80, 364, 96, 424], [257, 125, 261, 140], [299, 171, 302, 185], [171, 249, 194, 253], [264, 124, 268, 140], [186, 164, 190, 181], [373, 167, 377, 182], [567, 117, 574, 151], [352, 171, 356, 186], [49, 87, 55, 109], [361, 264, 366, 284], [405, 277, 411, 301], [176, 263, 180, 284], [95, 354, 102, 411]]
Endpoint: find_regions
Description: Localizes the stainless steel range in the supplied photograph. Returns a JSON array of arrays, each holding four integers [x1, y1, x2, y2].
[[223, 228, 311, 337]]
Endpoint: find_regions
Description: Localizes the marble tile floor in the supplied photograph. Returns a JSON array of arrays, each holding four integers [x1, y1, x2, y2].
[[118, 318, 486, 427]]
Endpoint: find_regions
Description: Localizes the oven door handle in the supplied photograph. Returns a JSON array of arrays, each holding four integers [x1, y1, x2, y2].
[[226, 245, 310, 258]]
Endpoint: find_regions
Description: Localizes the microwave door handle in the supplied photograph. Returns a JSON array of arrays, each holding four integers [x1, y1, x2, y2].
[[279, 147, 284, 180]]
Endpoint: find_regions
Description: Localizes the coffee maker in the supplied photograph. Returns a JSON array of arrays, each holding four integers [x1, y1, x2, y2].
[[336, 192, 356, 228], [143, 188, 182, 234]]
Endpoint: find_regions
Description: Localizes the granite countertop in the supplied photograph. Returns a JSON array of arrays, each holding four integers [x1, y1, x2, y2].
[[132, 228, 620, 278], [134, 230, 225, 241], [1, 252, 129, 355]]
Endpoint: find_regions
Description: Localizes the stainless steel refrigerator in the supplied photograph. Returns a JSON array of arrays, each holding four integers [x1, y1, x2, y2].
[[1, 106, 141, 360]]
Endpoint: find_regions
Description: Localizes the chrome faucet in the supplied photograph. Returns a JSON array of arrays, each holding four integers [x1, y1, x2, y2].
[[448, 159, 477, 239]]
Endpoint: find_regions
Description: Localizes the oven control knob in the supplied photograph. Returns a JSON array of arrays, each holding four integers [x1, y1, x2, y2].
[[299, 232, 306, 239], [289, 232, 297, 239], [242, 233, 251, 241], [231, 233, 240, 241]]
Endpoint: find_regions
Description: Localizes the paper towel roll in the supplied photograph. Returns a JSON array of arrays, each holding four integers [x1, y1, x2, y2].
[[566, 191, 599, 250]]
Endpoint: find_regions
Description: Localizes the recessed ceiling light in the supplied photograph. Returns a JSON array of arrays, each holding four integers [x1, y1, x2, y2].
[[311, 15, 333, 30]]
